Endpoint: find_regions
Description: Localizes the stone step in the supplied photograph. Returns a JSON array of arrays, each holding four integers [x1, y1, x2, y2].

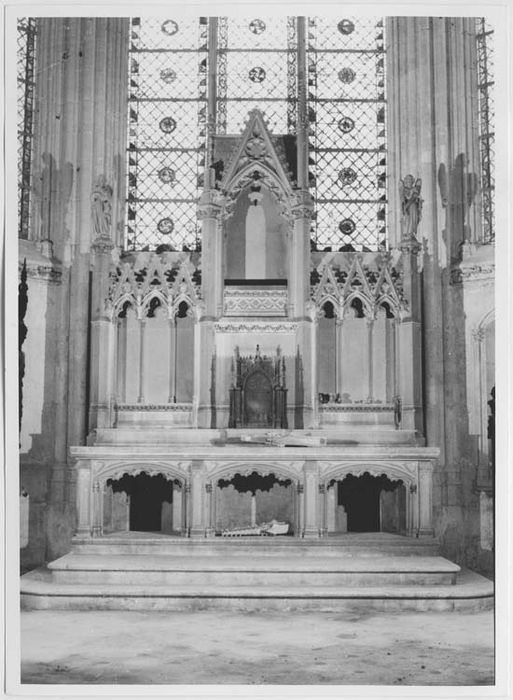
[[47, 554, 459, 586], [72, 533, 440, 558], [20, 568, 493, 613]]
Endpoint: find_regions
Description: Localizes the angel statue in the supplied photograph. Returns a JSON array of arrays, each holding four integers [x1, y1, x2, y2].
[[91, 175, 113, 238], [399, 175, 423, 238]]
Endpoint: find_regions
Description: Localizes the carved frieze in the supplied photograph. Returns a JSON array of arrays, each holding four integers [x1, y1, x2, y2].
[[215, 320, 298, 333], [116, 403, 193, 411], [319, 404, 394, 412], [450, 261, 495, 285], [224, 288, 288, 317]]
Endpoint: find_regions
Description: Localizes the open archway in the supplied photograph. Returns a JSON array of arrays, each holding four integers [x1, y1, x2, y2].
[[105, 472, 182, 534]]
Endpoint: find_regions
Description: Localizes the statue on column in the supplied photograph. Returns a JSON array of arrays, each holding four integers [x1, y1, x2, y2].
[[91, 175, 113, 238], [399, 175, 423, 238]]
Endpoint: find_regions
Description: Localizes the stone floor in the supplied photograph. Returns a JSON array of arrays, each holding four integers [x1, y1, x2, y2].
[[20, 608, 494, 686]]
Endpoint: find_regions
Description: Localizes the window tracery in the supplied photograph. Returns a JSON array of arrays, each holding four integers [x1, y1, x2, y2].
[[125, 16, 386, 253], [476, 18, 495, 243], [17, 18, 37, 240]]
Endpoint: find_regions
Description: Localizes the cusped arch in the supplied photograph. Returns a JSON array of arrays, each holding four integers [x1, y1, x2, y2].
[[224, 164, 292, 223], [375, 295, 400, 319], [321, 461, 416, 487], [141, 289, 168, 318], [96, 460, 190, 487], [112, 294, 138, 320], [242, 362, 275, 388], [342, 292, 374, 319], [317, 296, 341, 319], [207, 461, 302, 484], [476, 307, 495, 334]]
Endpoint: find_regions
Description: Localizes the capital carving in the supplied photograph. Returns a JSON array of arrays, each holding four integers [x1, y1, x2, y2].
[[472, 326, 485, 343], [92, 234, 115, 255], [291, 190, 314, 220], [399, 235, 422, 255], [197, 190, 224, 220]]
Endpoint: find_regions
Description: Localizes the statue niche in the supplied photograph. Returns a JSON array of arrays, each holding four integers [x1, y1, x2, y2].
[[225, 181, 288, 282], [229, 345, 288, 429]]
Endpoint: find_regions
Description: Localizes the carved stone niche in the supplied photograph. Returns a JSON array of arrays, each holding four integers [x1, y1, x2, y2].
[[229, 345, 288, 430]]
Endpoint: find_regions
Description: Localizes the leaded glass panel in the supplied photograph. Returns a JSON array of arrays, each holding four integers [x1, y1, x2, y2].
[[126, 17, 207, 252], [476, 18, 495, 243], [217, 17, 297, 135], [17, 18, 37, 240], [308, 17, 386, 251]]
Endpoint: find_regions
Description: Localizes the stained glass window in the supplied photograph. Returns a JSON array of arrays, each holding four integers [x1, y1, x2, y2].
[[125, 16, 386, 252], [17, 18, 37, 240], [217, 17, 297, 135], [308, 17, 386, 251], [126, 17, 207, 251], [476, 18, 495, 243]]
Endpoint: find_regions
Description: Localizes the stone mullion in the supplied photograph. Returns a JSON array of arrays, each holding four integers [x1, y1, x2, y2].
[[207, 18, 218, 164], [296, 17, 308, 191]]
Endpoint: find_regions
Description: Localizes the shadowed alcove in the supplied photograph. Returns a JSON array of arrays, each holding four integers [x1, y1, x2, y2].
[[215, 471, 294, 533]]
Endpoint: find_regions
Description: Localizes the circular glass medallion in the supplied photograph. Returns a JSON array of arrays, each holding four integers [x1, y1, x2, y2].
[[158, 167, 175, 184], [160, 68, 176, 84], [161, 20, 179, 36], [159, 117, 176, 133], [338, 116, 355, 133], [338, 167, 357, 185], [339, 219, 356, 235], [248, 66, 266, 83], [249, 19, 266, 34], [338, 67, 356, 83], [157, 218, 174, 235], [337, 19, 355, 35]]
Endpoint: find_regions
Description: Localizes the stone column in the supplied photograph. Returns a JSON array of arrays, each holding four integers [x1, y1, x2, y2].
[[75, 462, 92, 536], [168, 317, 176, 403], [116, 316, 127, 403], [327, 484, 336, 533], [296, 483, 304, 536], [205, 483, 215, 538], [92, 480, 102, 537], [418, 462, 434, 536], [366, 318, 374, 402], [289, 20, 313, 318], [318, 483, 327, 537], [137, 318, 146, 403], [302, 462, 319, 538], [386, 17, 481, 472], [172, 483, 182, 533], [184, 483, 191, 537], [336, 319, 344, 397], [397, 238, 423, 433], [89, 235, 115, 429], [32, 18, 129, 448], [30, 20, 129, 555], [189, 461, 206, 538]]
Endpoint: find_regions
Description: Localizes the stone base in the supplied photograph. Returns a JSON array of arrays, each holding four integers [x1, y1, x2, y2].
[[21, 533, 493, 612]]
